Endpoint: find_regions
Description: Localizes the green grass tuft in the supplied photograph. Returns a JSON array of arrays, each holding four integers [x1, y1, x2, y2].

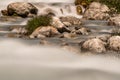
[[26, 15, 52, 34]]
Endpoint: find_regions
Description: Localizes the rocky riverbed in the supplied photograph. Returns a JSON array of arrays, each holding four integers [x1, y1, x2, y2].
[[0, 1, 120, 80], [0, 1, 120, 54]]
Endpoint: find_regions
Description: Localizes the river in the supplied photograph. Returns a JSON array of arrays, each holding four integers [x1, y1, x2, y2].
[[0, 0, 120, 80]]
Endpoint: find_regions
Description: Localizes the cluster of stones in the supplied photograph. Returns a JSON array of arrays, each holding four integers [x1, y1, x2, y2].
[[82, 36, 120, 53], [1, 2, 120, 53]]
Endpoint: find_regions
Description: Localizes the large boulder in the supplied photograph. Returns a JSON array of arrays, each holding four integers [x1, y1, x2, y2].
[[109, 14, 120, 26], [51, 16, 70, 33], [108, 36, 120, 51], [2, 2, 38, 17], [30, 26, 60, 38], [82, 38, 106, 53], [83, 2, 110, 20]]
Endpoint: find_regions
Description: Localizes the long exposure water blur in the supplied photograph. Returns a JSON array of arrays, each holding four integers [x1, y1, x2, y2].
[[0, 0, 120, 80]]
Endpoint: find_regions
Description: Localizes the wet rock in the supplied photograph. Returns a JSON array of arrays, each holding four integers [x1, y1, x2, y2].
[[83, 2, 110, 20], [11, 27, 27, 34], [5, 33, 22, 38], [82, 38, 106, 53], [2, 2, 38, 17], [0, 16, 22, 22], [51, 16, 70, 33], [62, 32, 76, 39], [30, 26, 60, 38], [1, 10, 8, 16], [72, 27, 90, 35], [62, 45, 81, 53], [76, 5, 83, 15], [60, 16, 82, 26], [108, 36, 120, 51], [96, 34, 111, 42], [62, 22, 72, 27], [39, 39, 52, 45], [74, 0, 90, 8], [109, 14, 120, 26]]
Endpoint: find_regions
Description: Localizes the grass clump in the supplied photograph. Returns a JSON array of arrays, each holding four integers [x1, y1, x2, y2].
[[26, 15, 52, 34]]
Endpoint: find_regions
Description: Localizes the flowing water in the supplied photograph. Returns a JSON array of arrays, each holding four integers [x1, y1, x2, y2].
[[0, 39, 120, 80], [0, 0, 81, 17], [0, 0, 120, 80]]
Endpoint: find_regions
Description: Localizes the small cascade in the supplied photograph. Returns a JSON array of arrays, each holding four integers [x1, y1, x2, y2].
[[0, 0, 84, 18], [35, 3, 83, 18]]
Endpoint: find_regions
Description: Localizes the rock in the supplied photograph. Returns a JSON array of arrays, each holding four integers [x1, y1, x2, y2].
[[76, 5, 83, 15], [4, 2, 38, 17], [109, 14, 120, 26], [82, 38, 106, 53], [108, 36, 120, 51], [83, 2, 110, 20], [1, 10, 8, 16], [51, 16, 70, 33], [30, 26, 60, 38], [74, 0, 90, 8], [96, 34, 111, 42], [72, 27, 90, 35], [44, 8, 57, 16], [60, 16, 82, 25], [62, 32, 76, 39], [63, 22, 72, 27], [11, 27, 27, 34], [62, 45, 81, 53], [39, 39, 52, 45]]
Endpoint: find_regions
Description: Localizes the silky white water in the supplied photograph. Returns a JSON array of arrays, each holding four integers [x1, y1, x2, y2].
[[0, 39, 120, 80], [0, 0, 120, 80]]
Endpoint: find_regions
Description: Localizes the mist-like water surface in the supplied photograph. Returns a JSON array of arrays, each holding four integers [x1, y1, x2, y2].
[[0, 39, 120, 80]]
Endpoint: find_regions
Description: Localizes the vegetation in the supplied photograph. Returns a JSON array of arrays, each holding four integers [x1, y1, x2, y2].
[[26, 15, 52, 34], [74, 0, 120, 13]]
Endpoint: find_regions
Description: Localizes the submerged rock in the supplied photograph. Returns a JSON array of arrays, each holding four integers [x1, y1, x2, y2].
[[11, 27, 27, 34], [30, 26, 60, 38], [82, 38, 106, 53], [83, 2, 110, 20], [1, 2, 38, 17], [74, 0, 90, 8], [108, 36, 120, 51], [62, 32, 76, 39], [72, 27, 90, 35], [1, 10, 8, 16]]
